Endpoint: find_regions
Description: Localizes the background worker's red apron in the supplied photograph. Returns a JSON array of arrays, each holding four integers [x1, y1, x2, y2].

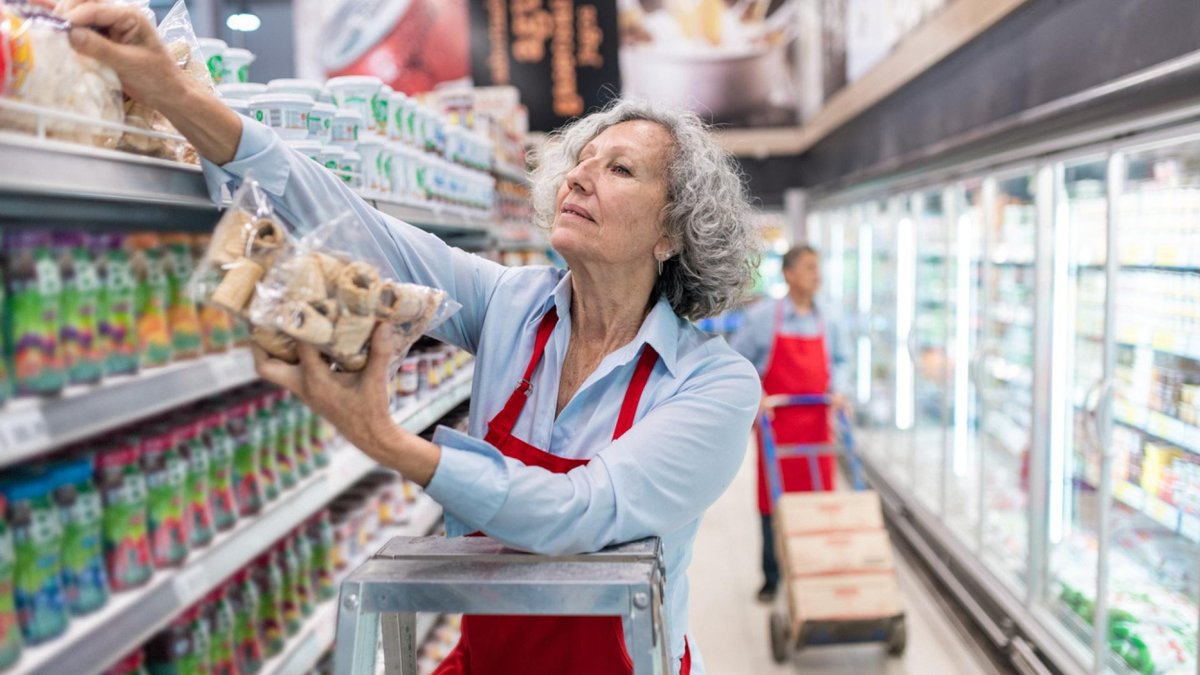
[[756, 300, 834, 514], [435, 308, 692, 675]]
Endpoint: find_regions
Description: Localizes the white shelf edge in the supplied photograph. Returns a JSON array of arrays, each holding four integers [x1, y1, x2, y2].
[[13, 369, 470, 675], [0, 349, 257, 467], [261, 493, 445, 675]]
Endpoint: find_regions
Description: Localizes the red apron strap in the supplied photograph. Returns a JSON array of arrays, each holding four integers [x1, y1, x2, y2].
[[487, 308, 559, 440], [612, 345, 659, 441]]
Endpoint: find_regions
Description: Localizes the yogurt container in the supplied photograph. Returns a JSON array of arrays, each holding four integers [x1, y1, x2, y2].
[[216, 83, 268, 100], [220, 48, 256, 84], [355, 138, 386, 194], [319, 145, 345, 174], [371, 85, 393, 137], [388, 91, 408, 142], [286, 140, 323, 164], [196, 38, 228, 83], [267, 78, 323, 100], [307, 102, 336, 144], [341, 150, 363, 190], [326, 76, 383, 135], [248, 93, 314, 141], [331, 109, 363, 149]]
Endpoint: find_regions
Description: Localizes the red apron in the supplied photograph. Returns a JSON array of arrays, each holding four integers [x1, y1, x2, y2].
[[435, 307, 692, 675], [756, 299, 834, 515]]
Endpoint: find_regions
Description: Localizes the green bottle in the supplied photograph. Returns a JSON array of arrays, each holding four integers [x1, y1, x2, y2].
[[4, 231, 67, 396], [292, 533, 314, 616], [95, 234, 139, 376], [253, 553, 285, 656], [55, 232, 104, 385], [279, 540, 302, 633], [0, 494, 23, 668], [273, 392, 298, 491], [1, 474, 68, 645], [49, 458, 109, 615], [254, 395, 281, 502]]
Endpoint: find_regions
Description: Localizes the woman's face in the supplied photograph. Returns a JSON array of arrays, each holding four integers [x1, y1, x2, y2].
[[549, 120, 674, 271]]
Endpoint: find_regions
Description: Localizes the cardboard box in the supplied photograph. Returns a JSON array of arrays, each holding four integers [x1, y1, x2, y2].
[[776, 491, 884, 535], [788, 573, 903, 629], [783, 530, 895, 576]]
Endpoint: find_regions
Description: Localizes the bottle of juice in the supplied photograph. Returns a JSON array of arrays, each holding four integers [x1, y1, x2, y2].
[[0, 473, 68, 644], [96, 442, 153, 590], [206, 589, 238, 675], [49, 458, 109, 615], [3, 231, 67, 396], [255, 393, 281, 502], [229, 571, 264, 674], [144, 611, 195, 675], [173, 420, 213, 549], [55, 232, 104, 385], [188, 605, 213, 675], [273, 392, 298, 491], [231, 318, 251, 348], [252, 553, 285, 656], [162, 234, 203, 361], [278, 541, 302, 634], [310, 410, 331, 468], [190, 236, 233, 354], [307, 512, 335, 601], [291, 532, 314, 617], [0, 258, 10, 406], [104, 649, 148, 675], [129, 234, 173, 368], [293, 401, 314, 479], [0, 494, 23, 668], [94, 234, 139, 376], [198, 409, 237, 532], [142, 428, 190, 568], [228, 400, 264, 517]]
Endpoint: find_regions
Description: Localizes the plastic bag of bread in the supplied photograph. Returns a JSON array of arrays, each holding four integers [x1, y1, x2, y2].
[[0, 4, 124, 148], [189, 177, 289, 354], [246, 212, 459, 372]]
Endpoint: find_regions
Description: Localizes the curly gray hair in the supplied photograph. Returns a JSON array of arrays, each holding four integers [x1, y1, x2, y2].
[[530, 99, 759, 320]]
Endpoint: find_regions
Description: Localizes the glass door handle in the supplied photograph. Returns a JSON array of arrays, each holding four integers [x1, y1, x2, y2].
[[1083, 377, 1115, 458], [906, 327, 918, 365]]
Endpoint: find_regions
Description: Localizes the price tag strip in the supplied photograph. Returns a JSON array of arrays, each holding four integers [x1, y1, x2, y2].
[[0, 405, 51, 456]]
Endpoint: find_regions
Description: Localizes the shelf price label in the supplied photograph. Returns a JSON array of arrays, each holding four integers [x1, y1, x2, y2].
[[0, 407, 50, 455], [209, 350, 253, 385]]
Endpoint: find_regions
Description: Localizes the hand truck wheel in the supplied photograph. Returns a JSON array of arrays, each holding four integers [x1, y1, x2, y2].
[[886, 615, 907, 656], [769, 612, 790, 664]]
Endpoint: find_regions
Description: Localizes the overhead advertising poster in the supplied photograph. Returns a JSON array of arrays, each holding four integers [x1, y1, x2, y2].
[[294, 0, 800, 130]]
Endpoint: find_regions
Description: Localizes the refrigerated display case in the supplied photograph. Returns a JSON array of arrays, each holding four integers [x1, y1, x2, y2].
[[805, 126, 1200, 675]]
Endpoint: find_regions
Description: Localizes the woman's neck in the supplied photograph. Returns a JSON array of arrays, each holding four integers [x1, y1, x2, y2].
[[568, 262, 656, 349]]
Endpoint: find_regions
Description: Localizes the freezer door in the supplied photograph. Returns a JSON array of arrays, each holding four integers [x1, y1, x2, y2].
[[1099, 140, 1200, 675]]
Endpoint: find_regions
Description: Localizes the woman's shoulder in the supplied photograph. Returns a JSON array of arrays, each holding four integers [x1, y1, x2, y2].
[[671, 319, 761, 389]]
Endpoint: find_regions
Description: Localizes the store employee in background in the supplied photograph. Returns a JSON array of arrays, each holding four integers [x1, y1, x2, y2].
[[63, 3, 763, 672], [731, 245, 851, 602]]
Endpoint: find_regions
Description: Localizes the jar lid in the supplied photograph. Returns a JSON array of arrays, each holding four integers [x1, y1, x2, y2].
[[196, 37, 227, 55], [223, 48, 255, 61]]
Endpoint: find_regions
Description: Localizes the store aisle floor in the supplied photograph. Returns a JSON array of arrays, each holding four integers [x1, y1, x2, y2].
[[687, 440, 1004, 675]]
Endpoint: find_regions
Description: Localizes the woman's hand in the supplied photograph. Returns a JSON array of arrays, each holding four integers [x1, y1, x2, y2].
[[251, 323, 443, 485], [63, 2, 188, 113], [64, 0, 243, 164]]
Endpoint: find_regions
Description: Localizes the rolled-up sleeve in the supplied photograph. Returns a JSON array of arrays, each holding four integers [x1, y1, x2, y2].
[[425, 354, 760, 555], [198, 118, 507, 353]]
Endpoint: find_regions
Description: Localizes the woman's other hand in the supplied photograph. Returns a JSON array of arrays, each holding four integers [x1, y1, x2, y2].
[[64, 1, 188, 113]]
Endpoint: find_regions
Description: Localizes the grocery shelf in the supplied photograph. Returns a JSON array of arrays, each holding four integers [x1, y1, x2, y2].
[[261, 493, 445, 675], [1115, 326, 1200, 363], [0, 132, 218, 230], [1112, 398, 1200, 455], [371, 198, 495, 240], [10, 368, 471, 675], [493, 161, 529, 185], [0, 349, 257, 466]]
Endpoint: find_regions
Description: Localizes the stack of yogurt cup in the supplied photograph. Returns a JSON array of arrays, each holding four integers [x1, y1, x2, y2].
[[195, 38, 256, 86]]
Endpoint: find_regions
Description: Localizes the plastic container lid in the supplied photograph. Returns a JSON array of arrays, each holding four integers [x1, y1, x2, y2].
[[217, 83, 268, 100], [223, 48, 256, 62], [311, 102, 337, 116], [287, 140, 323, 153], [355, 137, 385, 149], [326, 75, 383, 90], [267, 78, 323, 97], [248, 93, 315, 108], [334, 109, 364, 123], [321, 145, 346, 159], [223, 98, 250, 115], [344, 151, 362, 162]]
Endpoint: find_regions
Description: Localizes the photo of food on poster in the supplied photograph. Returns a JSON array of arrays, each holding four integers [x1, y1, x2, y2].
[[292, 0, 801, 131]]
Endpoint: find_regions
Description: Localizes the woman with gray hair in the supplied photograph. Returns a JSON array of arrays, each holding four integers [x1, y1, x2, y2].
[[66, 4, 761, 673]]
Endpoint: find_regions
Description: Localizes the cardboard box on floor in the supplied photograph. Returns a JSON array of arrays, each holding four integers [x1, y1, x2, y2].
[[783, 529, 895, 576], [788, 573, 904, 630]]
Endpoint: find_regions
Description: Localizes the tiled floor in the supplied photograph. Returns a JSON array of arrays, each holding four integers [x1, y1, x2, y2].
[[686, 440, 1005, 675]]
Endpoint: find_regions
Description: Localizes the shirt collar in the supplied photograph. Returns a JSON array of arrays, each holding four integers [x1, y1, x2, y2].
[[538, 271, 680, 377], [781, 296, 822, 320]]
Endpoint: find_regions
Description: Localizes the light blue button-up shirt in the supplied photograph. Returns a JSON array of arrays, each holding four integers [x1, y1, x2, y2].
[[202, 119, 760, 673], [730, 297, 852, 395]]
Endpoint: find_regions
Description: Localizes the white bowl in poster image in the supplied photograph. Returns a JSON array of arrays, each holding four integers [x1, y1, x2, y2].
[[618, 0, 798, 122]]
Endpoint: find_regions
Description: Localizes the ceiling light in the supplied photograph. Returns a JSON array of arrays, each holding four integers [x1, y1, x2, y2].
[[226, 12, 261, 32]]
